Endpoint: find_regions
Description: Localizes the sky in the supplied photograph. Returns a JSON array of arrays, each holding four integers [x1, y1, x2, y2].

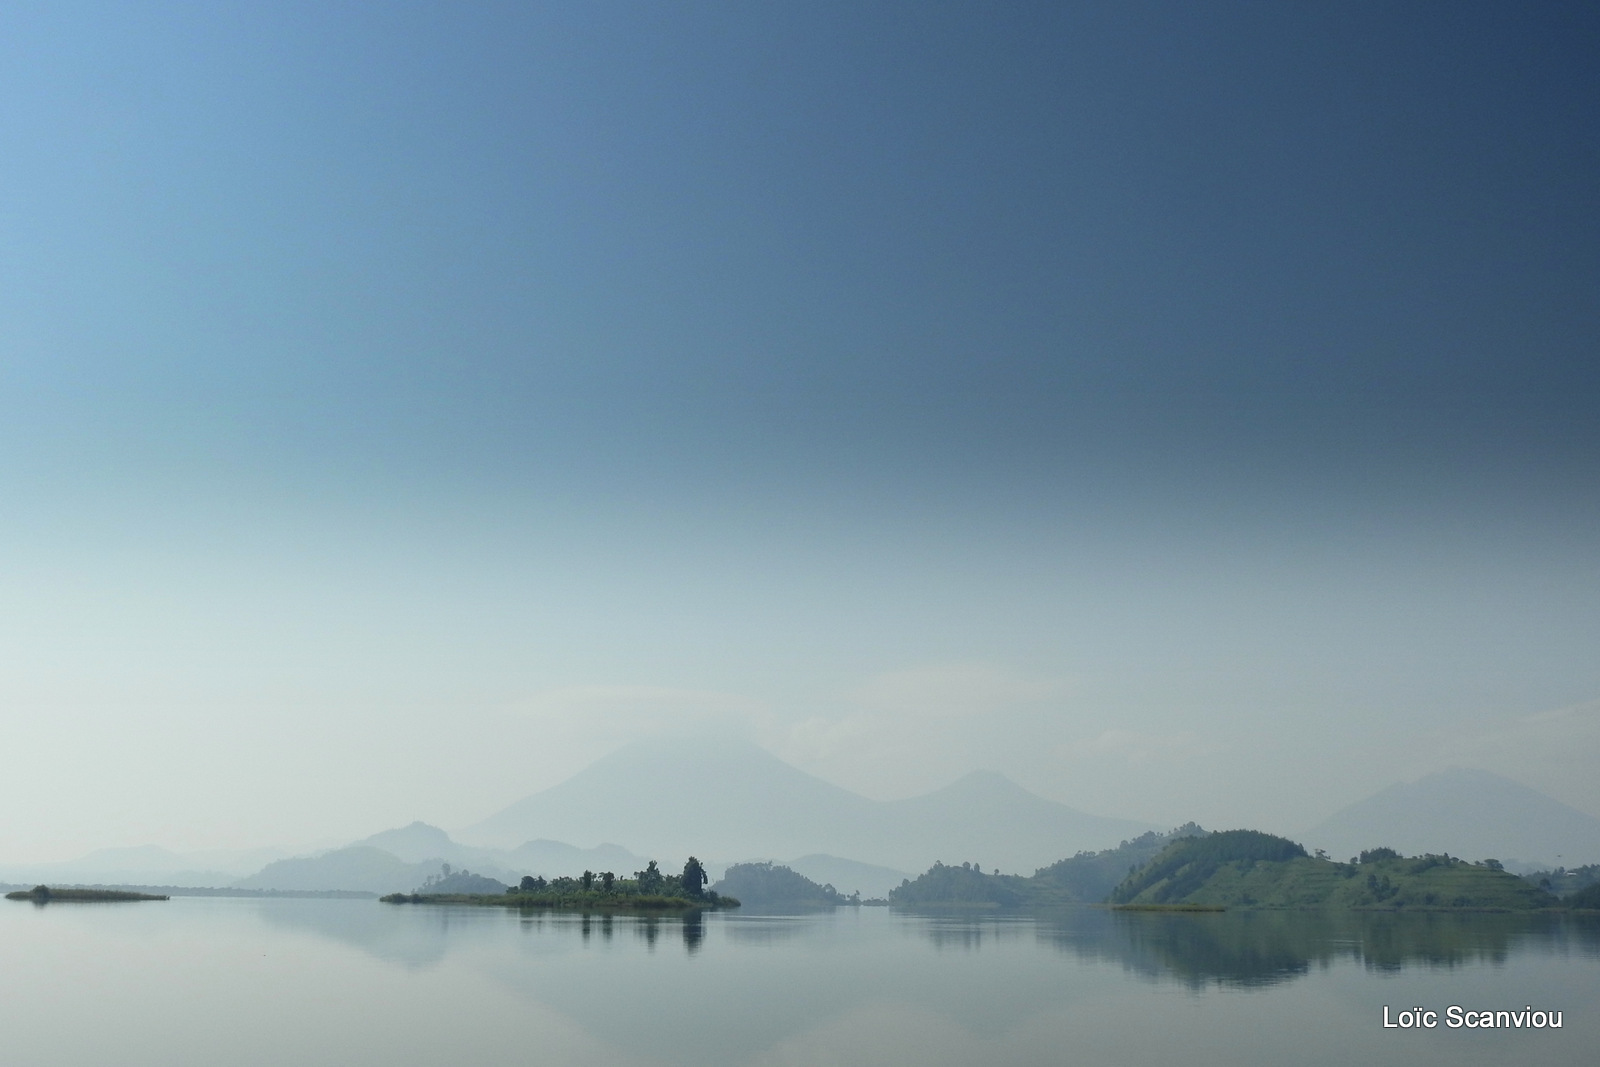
[[1, 1, 1597, 861]]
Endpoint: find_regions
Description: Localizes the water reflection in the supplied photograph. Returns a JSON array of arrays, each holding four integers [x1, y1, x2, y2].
[[260, 898, 1600, 992], [1019, 907, 1600, 988], [236, 901, 1600, 1067]]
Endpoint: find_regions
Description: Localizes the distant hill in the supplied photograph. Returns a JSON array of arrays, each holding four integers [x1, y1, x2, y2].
[[1109, 831, 1558, 910], [231, 824, 646, 893], [415, 870, 508, 895], [233, 846, 446, 894], [352, 823, 646, 879], [1303, 769, 1600, 868], [711, 862, 843, 905], [460, 735, 1150, 872], [504, 839, 647, 879], [0, 844, 290, 889]]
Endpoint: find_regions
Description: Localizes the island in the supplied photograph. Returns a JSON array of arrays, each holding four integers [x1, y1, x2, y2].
[[382, 858, 740, 912], [6, 885, 168, 903], [1108, 832, 1559, 911], [887, 826, 1583, 912]]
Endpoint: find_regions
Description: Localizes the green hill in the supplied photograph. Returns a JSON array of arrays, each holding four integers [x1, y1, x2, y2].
[[711, 862, 845, 905], [1111, 833, 1560, 910], [889, 825, 1205, 907], [1031, 823, 1207, 902]]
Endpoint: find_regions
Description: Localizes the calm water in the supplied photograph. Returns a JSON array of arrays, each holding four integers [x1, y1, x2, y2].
[[2, 898, 1597, 1066]]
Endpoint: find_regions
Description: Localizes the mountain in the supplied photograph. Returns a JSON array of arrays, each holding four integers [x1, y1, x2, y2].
[[1302, 768, 1600, 868], [881, 770, 1148, 873], [459, 735, 1152, 872], [504, 839, 646, 877], [352, 822, 471, 864]]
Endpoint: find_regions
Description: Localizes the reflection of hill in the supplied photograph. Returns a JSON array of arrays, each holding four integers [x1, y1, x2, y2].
[[252, 897, 458, 968], [1025, 908, 1600, 988], [251, 900, 1600, 1066]]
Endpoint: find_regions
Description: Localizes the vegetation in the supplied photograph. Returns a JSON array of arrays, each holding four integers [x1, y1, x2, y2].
[[415, 865, 506, 894], [1032, 824, 1207, 902], [889, 862, 1030, 907], [383, 857, 739, 912], [712, 862, 848, 906], [1565, 881, 1600, 910], [6, 885, 168, 902], [888, 825, 1206, 907], [1109, 830, 1307, 905], [871, 825, 1579, 913], [1110, 833, 1561, 911], [1521, 863, 1600, 899]]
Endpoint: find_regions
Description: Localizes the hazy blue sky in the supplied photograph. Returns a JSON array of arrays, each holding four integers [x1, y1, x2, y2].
[[2, 1, 1597, 859]]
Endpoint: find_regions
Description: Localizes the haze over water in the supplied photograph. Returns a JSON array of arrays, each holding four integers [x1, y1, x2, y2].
[[4, 899, 1596, 1067]]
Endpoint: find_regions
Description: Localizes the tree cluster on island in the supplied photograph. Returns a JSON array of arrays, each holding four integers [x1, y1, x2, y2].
[[383, 856, 737, 910]]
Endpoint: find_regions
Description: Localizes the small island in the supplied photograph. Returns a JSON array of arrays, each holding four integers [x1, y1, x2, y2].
[[6, 885, 168, 903], [382, 858, 740, 912]]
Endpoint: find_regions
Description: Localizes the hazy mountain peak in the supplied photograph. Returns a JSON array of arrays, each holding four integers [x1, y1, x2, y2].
[[1305, 767, 1600, 867], [461, 737, 1151, 871], [926, 770, 1031, 797]]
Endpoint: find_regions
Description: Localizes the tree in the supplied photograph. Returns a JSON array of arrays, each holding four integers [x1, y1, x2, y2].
[[601, 871, 615, 892], [681, 856, 708, 897], [582, 870, 595, 891], [636, 860, 664, 893], [519, 875, 537, 892]]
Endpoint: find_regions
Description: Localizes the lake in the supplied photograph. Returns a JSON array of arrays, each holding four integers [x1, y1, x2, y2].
[[2, 897, 1596, 1065]]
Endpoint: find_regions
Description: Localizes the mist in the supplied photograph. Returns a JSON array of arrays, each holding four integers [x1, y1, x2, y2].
[[1, 1, 1596, 868]]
